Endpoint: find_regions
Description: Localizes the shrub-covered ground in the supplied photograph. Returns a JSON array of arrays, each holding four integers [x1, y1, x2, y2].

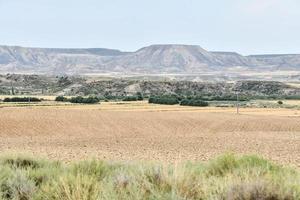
[[0, 154, 299, 200], [55, 96, 100, 104]]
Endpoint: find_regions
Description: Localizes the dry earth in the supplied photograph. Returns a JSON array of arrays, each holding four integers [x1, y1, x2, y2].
[[1, 102, 300, 166]]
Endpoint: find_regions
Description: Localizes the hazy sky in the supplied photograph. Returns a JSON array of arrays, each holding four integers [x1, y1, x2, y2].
[[0, 0, 299, 55]]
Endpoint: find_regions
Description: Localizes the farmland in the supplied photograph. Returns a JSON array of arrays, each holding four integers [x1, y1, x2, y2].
[[1, 100, 300, 166]]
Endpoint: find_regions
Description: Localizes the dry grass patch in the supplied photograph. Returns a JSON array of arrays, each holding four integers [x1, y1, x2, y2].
[[0, 154, 299, 200]]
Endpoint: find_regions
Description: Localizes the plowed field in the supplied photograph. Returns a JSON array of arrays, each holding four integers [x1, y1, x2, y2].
[[1, 102, 300, 165]]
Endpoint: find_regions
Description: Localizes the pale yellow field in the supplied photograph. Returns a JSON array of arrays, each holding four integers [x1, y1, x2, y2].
[[1, 101, 300, 166]]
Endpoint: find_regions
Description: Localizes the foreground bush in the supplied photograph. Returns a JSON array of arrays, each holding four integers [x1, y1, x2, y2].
[[3, 97, 41, 102], [0, 154, 299, 200]]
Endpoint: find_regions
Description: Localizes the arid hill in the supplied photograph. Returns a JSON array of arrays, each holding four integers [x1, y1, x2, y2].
[[1, 44, 300, 74]]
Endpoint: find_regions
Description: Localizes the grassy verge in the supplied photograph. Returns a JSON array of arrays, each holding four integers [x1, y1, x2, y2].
[[0, 154, 299, 200]]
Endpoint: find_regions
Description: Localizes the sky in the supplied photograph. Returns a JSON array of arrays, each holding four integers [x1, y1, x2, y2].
[[0, 0, 299, 55]]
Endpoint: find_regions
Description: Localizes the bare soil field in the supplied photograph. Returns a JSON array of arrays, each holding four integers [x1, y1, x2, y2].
[[1, 102, 300, 166]]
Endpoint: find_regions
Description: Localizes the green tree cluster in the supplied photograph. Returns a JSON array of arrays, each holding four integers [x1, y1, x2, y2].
[[3, 97, 41, 102]]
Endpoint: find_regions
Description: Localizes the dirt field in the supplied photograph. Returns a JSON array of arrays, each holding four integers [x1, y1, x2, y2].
[[1, 102, 300, 166]]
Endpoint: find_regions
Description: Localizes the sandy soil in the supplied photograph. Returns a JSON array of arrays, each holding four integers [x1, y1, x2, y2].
[[1, 103, 300, 165]]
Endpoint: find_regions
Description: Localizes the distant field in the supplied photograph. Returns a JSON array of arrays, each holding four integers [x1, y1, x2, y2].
[[1, 101, 300, 166]]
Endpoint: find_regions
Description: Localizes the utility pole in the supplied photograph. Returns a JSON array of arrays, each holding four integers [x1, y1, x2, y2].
[[10, 81, 15, 95], [236, 92, 239, 115]]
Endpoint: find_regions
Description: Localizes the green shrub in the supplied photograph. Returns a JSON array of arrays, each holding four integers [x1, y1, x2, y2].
[[56, 96, 101, 104], [69, 96, 84, 103], [205, 154, 239, 176], [55, 96, 68, 102], [122, 96, 138, 101], [37, 175, 100, 200], [69, 96, 100, 104], [136, 92, 144, 101], [148, 96, 179, 105], [70, 160, 113, 180], [180, 99, 209, 107], [104, 95, 125, 100]]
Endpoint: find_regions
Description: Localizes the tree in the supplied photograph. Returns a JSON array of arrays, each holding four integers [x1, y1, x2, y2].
[[180, 99, 209, 107], [55, 96, 68, 102], [68, 96, 100, 104], [136, 92, 144, 101]]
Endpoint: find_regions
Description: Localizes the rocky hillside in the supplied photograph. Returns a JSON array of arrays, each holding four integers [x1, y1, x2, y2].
[[1, 74, 299, 98], [0, 44, 300, 74], [0, 45, 126, 74]]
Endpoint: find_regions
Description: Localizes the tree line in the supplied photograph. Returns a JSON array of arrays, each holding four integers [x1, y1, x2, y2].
[[149, 95, 209, 107], [3, 97, 42, 102], [55, 96, 100, 104]]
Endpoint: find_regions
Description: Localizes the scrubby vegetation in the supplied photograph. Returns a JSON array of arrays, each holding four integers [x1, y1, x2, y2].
[[69, 96, 100, 104], [122, 94, 145, 101], [3, 97, 42, 102], [54, 96, 68, 102], [148, 95, 209, 107], [2, 74, 300, 100], [122, 96, 138, 101], [0, 154, 299, 200], [55, 96, 100, 104], [149, 95, 179, 105], [180, 99, 209, 107]]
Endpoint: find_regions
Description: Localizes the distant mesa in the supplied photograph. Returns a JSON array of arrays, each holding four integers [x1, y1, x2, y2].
[[0, 44, 300, 74]]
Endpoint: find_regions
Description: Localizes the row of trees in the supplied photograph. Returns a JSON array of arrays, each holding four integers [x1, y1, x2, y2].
[[55, 96, 100, 104], [3, 97, 41, 102], [148, 95, 210, 107], [149, 95, 209, 107], [180, 99, 209, 107], [55, 93, 144, 104], [148, 96, 179, 105]]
